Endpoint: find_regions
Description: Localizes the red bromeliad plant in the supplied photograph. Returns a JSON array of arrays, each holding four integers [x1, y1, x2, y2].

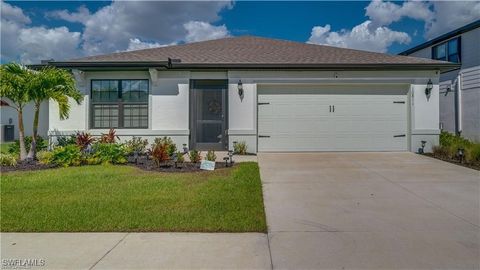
[[100, 128, 119, 144], [75, 132, 95, 150]]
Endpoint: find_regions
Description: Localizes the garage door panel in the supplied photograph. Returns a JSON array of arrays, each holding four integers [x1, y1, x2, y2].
[[258, 86, 408, 152]]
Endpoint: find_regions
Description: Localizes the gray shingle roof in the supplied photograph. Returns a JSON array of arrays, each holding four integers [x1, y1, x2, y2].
[[60, 36, 456, 68]]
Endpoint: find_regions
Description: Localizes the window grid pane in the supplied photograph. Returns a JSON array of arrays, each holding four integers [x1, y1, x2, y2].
[[93, 105, 119, 128], [123, 104, 148, 128], [91, 80, 149, 129]]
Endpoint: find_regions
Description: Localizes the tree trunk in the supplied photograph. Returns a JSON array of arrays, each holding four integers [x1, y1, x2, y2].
[[27, 103, 40, 159], [17, 108, 28, 161]]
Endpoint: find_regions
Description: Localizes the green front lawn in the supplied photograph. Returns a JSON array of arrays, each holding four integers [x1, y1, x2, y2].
[[1, 163, 266, 232]]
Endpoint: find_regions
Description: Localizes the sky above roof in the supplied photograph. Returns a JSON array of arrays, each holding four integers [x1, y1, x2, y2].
[[1, 0, 479, 64]]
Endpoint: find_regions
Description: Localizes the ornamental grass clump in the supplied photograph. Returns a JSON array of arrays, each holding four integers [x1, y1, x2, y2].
[[432, 131, 480, 166], [233, 141, 248, 155], [0, 153, 17, 166], [36, 150, 54, 165], [206, 150, 216, 162], [189, 150, 201, 163]]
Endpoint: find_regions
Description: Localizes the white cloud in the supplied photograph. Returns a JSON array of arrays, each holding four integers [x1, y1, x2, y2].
[[46, 5, 91, 24], [126, 38, 175, 51], [1, 1, 81, 64], [0, 0, 31, 24], [308, 0, 480, 52], [184, 21, 229, 43], [308, 21, 410, 53], [425, 1, 480, 39], [1, 1, 232, 63], [17, 27, 81, 63], [365, 0, 433, 29], [79, 1, 232, 55]]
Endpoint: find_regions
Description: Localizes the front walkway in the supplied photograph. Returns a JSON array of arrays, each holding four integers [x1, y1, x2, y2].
[[259, 152, 480, 269]]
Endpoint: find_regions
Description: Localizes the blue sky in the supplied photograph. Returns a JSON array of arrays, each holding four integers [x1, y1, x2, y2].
[[1, 1, 479, 64]]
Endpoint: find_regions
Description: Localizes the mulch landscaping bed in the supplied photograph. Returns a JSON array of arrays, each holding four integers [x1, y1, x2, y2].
[[1, 157, 234, 173], [1, 160, 58, 173], [131, 158, 231, 173], [423, 153, 480, 171]]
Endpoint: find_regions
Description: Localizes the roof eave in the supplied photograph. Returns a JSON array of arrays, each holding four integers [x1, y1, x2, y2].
[[45, 61, 460, 72], [171, 62, 460, 71], [399, 20, 480, 55], [49, 61, 170, 69]]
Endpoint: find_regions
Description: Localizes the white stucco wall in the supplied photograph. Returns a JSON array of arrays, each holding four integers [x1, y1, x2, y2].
[[50, 69, 441, 153], [1, 100, 48, 142], [48, 70, 190, 148]]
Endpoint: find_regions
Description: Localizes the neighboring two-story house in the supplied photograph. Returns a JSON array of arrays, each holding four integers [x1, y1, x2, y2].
[[400, 20, 480, 142]]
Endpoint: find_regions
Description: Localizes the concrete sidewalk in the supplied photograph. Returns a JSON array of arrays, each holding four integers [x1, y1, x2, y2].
[[1, 233, 271, 270]]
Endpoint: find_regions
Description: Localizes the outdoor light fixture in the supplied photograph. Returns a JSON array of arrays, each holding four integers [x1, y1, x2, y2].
[[228, 150, 234, 166], [173, 152, 178, 168], [238, 80, 244, 98], [425, 79, 433, 100], [182, 143, 188, 154], [457, 148, 465, 163], [418, 140, 427, 154]]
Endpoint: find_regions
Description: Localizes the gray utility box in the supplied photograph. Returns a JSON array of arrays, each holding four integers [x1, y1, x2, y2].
[[3, 125, 14, 142]]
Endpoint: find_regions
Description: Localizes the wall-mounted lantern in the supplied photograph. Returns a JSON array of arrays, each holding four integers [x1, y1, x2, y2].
[[425, 79, 433, 100], [238, 80, 244, 99]]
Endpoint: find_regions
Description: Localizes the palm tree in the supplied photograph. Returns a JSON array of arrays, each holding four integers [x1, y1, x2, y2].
[[27, 67, 82, 158], [0, 63, 33, 160]]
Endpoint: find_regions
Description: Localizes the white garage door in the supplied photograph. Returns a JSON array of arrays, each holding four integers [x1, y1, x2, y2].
[[258, 85, 408, 152]]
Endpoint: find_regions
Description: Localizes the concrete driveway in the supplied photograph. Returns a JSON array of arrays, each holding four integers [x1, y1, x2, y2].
[[259, 152, 480, 269]]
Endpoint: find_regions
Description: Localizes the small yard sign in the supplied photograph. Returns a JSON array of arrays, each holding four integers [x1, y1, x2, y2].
[[200, 160, 216, 171]]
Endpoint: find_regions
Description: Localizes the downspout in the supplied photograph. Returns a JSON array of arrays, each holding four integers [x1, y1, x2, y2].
[[457, 73, 462, 135], [454, 73, 462, 135]]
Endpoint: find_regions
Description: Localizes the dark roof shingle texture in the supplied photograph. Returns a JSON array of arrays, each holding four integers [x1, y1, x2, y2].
[[72, 36, 451, 66]]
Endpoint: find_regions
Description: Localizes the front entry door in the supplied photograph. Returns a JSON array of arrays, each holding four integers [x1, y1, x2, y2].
[[190, 80, 228, 150]]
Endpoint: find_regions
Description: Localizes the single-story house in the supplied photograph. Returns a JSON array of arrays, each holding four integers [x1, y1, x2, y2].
[[48, 36, 458, 153]]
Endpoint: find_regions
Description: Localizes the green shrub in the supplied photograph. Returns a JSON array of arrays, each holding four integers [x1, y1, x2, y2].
[[0, 153, 17, 166], [56, 135, 76, 147], [125, 136, 149, 155], [439, 132, 473, 159], [153, 137, 177, 157], [37, 151, 54, 165], [91, 143, 127, 165], [188, 150, 201, 163], [465, 144, 480, 164], [8, 136, 48, 154], [206, 150, 216, 161], [233, 141, 248, 155], [52, 145, 82, 167], [175, 151, 185, 163]]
